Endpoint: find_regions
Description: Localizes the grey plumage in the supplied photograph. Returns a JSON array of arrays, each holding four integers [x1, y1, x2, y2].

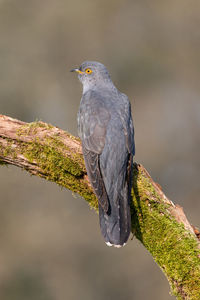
[[71, 61, 135, 247]]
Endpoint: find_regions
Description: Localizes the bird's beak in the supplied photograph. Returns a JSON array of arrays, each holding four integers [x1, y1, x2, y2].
[[70, 68, 84, 74]]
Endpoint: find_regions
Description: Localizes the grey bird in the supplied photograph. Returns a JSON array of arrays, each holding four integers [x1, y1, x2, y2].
[[71, 61, 135, 247]]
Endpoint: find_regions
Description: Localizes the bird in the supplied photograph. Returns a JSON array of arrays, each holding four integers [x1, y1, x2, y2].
[[71, 61, 135, 247]]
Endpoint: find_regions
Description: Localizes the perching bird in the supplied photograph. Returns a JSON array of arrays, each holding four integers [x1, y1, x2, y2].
[[71, 61, 135, 247]]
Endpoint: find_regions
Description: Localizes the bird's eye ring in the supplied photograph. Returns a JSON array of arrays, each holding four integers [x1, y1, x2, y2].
[[85, 68, 93, 74]]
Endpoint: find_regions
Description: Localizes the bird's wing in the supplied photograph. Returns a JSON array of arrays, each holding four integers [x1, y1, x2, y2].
[[117, 95, 135, 202], [78, 92, 111, 213], [119, 95, 135, 156], [127, 106, 135, 155], [82, 144, 109, 213]]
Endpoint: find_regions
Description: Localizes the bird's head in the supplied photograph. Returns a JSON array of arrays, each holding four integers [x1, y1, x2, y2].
[[71, 61, 112, 92]]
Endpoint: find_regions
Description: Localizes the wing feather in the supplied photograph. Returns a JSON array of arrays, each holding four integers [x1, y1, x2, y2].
[[83, 145, 109, 213], [78, 91, 111, 213]]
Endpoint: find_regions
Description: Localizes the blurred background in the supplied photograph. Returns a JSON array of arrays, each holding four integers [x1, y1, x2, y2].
[[0, 0, 200, 299]]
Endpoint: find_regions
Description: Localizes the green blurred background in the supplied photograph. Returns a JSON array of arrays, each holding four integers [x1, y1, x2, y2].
[[0, 1, 200, 299]]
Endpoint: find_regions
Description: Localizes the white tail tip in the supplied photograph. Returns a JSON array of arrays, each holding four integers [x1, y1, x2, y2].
[[105, 242, 126, 248]]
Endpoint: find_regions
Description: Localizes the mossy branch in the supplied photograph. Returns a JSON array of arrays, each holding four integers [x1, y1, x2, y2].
[[0, 114, 200, 299]]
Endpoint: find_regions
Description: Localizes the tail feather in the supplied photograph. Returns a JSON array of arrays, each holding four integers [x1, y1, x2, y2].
[[98, 180, 131, 247]]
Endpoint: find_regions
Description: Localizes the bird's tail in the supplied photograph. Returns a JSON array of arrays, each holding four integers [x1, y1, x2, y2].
[[98, 175, 132, 247]]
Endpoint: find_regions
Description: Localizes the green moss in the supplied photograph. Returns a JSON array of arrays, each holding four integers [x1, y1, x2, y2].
[[17, 133, 97, 210], [132, 165, 200, 299], [0, 159, 8, 165], [17, 121, 54, 136], [3, 140, 14, 157], [2, 121, 98, 210], [0, 139, 16, 161], [16, 121, 85, 171], [26, 141, 80, 182]]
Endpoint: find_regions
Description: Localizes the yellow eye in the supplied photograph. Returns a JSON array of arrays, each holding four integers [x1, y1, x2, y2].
[[85, 68, 93, 74]]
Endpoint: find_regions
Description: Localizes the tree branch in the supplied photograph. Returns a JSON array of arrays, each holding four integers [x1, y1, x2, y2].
[[0, 114, 200, 300]]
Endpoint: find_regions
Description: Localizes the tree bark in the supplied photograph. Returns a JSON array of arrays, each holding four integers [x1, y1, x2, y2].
[[0, 114, 200, 300]]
